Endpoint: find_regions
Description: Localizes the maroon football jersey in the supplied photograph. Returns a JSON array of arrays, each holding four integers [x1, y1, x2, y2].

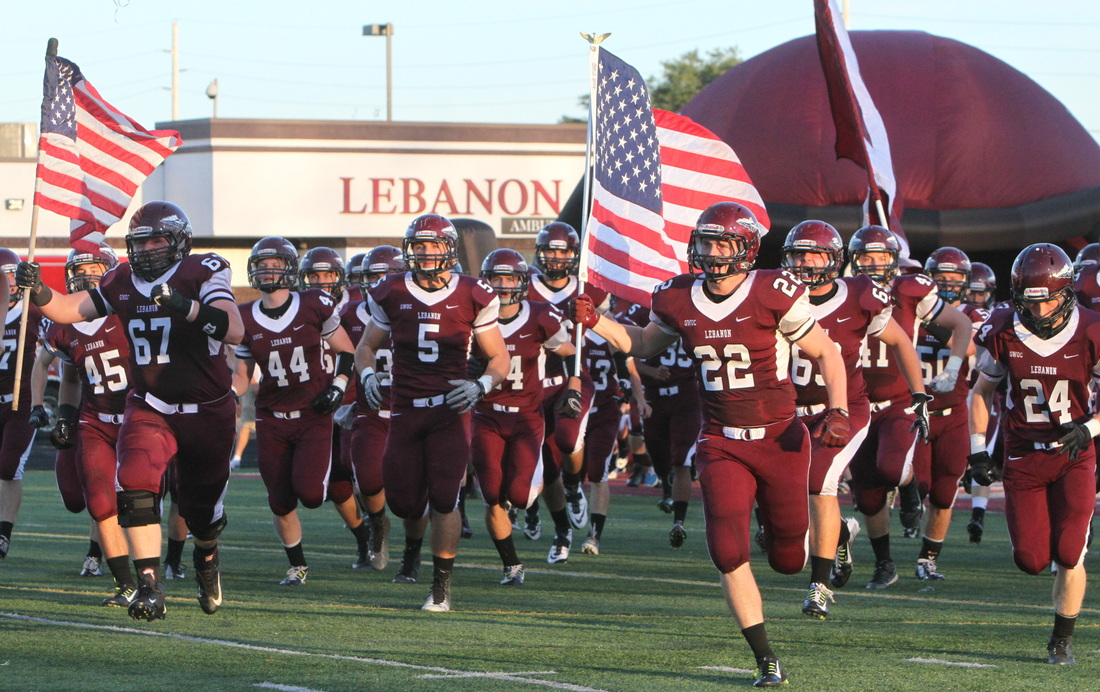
[[237, 289, 342, 411], [341, 299, 393, 411], [584, 329, 619, 410], [43, 315, 131, 416], [1, 302, 43, 409], [528, 276, 607, 383], [473, 300, 570, 411], [862, 273, 943, 402], [650, 269, 815, 427], [623, 302, 695, 392], [93, 253, 234, 403], [975, 306, 1100, 446], [1074, 264, 1100, 312], [367, 272, 499, 405], [794, 275, 891, 408], [915, 303, 987, 410]]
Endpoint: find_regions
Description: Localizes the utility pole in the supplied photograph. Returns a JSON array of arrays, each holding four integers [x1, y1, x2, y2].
[[171, 20, 180, 120]]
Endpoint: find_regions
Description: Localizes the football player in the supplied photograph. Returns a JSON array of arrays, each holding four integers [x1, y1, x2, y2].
[[233, 237, 357, 587], [17, 201, 243, 621], [0, 248, 45, 562], [962, 261, 1000, 541], [969, 243, 1099, 665], [356, 214, 509, 611], [344, 252, 367, 303], [574, 202, 849, 687], [845, 226, 973, 589], [780, 221, 927, 618], [1072, 243, 1100, 279]]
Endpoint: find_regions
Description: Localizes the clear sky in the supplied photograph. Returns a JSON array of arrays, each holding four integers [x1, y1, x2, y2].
[[2, 0, 1098, 140]]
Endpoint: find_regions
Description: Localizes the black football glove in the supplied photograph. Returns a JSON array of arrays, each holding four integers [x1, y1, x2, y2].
[[15, 261, 52, 306], [28, 404, 51, 429], [1056, 421, 1095, 461], [311, 384, 345, 415], [905, 392, 934, 444], [50, 404, 78, 450], [967, 451, 996, 487], [556, 388, 583, 419], [151, 283, 193, 315]]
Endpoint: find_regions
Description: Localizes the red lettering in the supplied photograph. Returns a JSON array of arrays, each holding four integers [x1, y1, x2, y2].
[[532, 180, 562, 215], [464, 179, 495, 215], [372, 179, 396, 214], [431, 180, 459, 215], [498, 179, 528, 215], [402, 178, 426, 214], [340, 177, 366, 214]]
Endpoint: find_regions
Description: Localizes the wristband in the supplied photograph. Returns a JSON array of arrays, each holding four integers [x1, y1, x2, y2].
[[945, 355, 963, 373], [1086, 419, 1100, 438], [334, 351, 356, 380], [332, 377, 348, 393], [57, 403, 79, 424], [193, 301, 230, 340], [30, 282, 54, 307], [476, 374, 494, 396], [970, 433, 987, 454]]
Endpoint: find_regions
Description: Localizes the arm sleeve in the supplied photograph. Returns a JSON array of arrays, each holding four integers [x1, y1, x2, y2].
[[198, 259, 235, 305], [472, 296, 501, 334], [780, 293, 816, 342], [366, 294, 392, 331]]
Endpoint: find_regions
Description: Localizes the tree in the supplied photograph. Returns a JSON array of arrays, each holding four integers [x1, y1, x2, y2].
[[559, 46, 741, 123]]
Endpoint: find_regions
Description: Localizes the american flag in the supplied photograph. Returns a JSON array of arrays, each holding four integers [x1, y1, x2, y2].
[[33, 54, 181, 253], [584, 48, 768, 307]]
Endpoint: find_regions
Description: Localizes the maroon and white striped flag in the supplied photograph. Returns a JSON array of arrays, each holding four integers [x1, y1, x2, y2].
[[33, 54, 181, 253], [584, 48, 768, 307]]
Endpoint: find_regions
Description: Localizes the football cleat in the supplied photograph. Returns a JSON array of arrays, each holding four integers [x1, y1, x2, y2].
[[669, 521, 687, 549], [0, 534, 10, 559], [898, 483, 923, 538], [102, 584, 137, 608], [753, 656, 788, 687], [369, 513, 390, 571], [644, 470, 660, 487], [80, 556, 103, 577], [422, 572, 452, 612], [581, 533, 600, 555], [164, 561, 187, 580], [500, 564, 525, 586], [658, 497, 674, 514], [967, 517, 984, 544], [754, 527, 767, 555], [866, 559, 898, 590], [508, 505, 521, 531], [830, 516, 861, 589], [547, 529, 572, 564], [524, 512, 542, 541], [626, 464, 648, 487], [802, 581, 834, 619], [915, 558, 946, 581], [279, 565, 309, 586], [1048, 636, 1075, 665], [460, 512, 473, 539], [128, 573, 166, 621], [195, 563, 223, 614], [392, 545, 421, 583], [352, 541, 371, 570], [566, 487, 589, 530]]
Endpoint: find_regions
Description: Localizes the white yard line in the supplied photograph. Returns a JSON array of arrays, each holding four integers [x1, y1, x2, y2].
[[255, 684, 327, 692], [907, 658, 998, 668]]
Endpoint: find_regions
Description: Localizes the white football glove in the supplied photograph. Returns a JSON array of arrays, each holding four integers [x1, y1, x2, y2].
[[445, 378, 486, 413], [928, 356, 962, 394], [333, 403, 356, 430], [361, 370, 384, 410]]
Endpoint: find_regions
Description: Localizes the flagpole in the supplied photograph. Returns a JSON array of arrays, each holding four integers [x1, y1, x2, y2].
[[575, 32, 608, 364], [11, 39, 57, 411]]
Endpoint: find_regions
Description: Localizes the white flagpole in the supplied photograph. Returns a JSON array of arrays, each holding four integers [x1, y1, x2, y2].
[[575, 32, 608, 364]]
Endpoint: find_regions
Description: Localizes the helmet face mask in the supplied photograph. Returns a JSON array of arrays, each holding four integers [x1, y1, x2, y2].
[[534, 222, 580, 281], [299, 247, 346, 300], [924, 247, 971, 303], [248, 237, 299, 293], [688, 202, 763, 281], [126, 201, 192, 282], [848, 226, 899, 285], [480, 249, 530, 306], [781, 221, 844, 287], [1011, 244, 1076, 339], [361, 245, 406, 290], [403, 214, 459, 278], [66, 245, 119, 293]]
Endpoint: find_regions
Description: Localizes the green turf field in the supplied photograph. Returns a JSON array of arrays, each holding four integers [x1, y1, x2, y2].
[[0, 470, 1096, 691]]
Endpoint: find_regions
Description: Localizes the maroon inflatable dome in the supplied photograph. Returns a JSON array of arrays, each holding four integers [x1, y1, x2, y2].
[[681, 31, 1100, 253]]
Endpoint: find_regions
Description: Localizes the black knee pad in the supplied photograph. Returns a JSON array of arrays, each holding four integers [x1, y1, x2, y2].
[[117, 490, 160, 528], [190, 514, 227, 542]]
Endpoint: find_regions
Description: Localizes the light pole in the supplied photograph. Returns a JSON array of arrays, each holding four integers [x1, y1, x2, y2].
[[206, 79, 219, 118], [362, 23, 393, 122]]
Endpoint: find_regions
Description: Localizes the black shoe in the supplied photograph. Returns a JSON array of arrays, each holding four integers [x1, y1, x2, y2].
[[460, 513, 473, 539], [754, 527, 767, 555], [626, 464, 648, 487], [802, 581, 834, 619], [127, 573, 166, 621], [102, 584, 137, 607], [352, 541, 371, 570], [195, 559, 223, 615], [669, 521, 687, 549], [866, 559, 898, 590], [830, 516, 860, 589], [392, 545, 421, 584], [0, 535, 9, 559], [899, 483, 923, 537], [1048, 636, 1075, 665], [967, 517, 984, 544], [753, 656, 788, 687]]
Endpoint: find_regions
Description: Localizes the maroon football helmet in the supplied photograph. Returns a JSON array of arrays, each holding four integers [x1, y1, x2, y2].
[[299, 246, 346, 300], [403, 214, 459, 277], [781, 220, 844, 287], [126, 201, 192, 281], [480, 248, 530, 305], [848, 225, 900, 284], [66, 245, 119, 293], [345, 252, 367, 286], [534, 222, 581, 280], [688, 202, 764, 280], [966, 262, 997, 309], [1011, 243, 1076, 339], [1073, 243, 1100, 276], [0, 248, 20, 303], [248, 237, 299, 293], [360, 245, 405, 289], [924, 247, 972, 304]]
